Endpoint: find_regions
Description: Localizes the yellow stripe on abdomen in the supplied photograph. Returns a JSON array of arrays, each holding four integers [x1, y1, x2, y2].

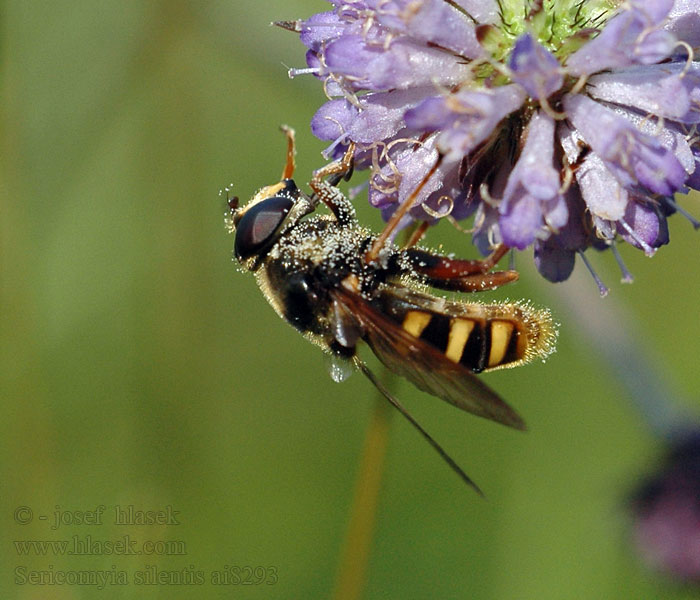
[[402, 311, 432, 338], [446, 318, 475, 363], [488, 321, 515, 367]]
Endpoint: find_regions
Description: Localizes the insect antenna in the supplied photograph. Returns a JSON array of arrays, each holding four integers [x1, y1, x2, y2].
[[353, 357, 484, 496]]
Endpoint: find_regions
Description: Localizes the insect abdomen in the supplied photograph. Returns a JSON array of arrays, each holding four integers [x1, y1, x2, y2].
[[401, 311, 525, 373]]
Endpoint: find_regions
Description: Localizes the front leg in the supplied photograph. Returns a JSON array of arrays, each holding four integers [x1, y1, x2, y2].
[[309, 143, 357, 225]]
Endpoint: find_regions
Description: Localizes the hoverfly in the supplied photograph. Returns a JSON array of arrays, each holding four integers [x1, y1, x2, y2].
[[225, 127, 556, 493]]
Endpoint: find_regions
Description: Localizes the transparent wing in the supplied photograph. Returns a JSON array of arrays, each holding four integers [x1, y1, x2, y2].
[[333, 286, 526, 430]]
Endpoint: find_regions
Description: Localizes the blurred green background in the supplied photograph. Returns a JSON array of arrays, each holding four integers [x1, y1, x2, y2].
[[2, 1, 699, 598]]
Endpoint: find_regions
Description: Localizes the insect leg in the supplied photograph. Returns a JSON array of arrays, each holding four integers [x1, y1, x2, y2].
[[309, 143, 357, 225], [279, 125, 296, 180], [365, 154, 443, 264], [330, 299, 363, 350], [402, 244, 518, 292], [353, 356, 484, 495], [402, 222, 430, 249]]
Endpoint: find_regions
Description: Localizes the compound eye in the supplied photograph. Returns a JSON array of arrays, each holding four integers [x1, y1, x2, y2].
[[234, 195, 294, 260]]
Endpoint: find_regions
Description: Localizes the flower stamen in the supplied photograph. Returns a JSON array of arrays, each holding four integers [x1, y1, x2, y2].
[[578, 250, 610, 297], [663, 197, 700, 230], [422, 195, 455, 219], [610, 242, 635, 283]]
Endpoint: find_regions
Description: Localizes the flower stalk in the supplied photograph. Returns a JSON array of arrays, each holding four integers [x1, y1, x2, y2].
[[333, 393, 392, 600]]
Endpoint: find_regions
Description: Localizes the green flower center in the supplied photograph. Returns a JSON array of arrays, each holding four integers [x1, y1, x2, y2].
[[478, 0, 621, 63]]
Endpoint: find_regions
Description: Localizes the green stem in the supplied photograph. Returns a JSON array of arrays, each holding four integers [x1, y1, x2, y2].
[[332, 394, 392, 600]]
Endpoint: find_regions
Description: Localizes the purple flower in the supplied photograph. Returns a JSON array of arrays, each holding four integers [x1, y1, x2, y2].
[[285, 0, 700, 284], [631, 430, 700, 583]]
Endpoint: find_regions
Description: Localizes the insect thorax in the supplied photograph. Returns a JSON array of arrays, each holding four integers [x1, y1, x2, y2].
[[254, 216, 378, 340]]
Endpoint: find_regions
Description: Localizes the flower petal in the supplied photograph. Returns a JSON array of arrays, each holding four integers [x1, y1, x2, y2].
[[574, 150, 630, 221], [324, 35, 469, 91], [369, 0, 484, 59], [311, 99, 358, 141], [534, 241, 576, 282], [509, 33, 563, 99], [685, 146, 700, 190], [499, 195, 543, 250], [434, 85, 526, 160], [300, 11, 344, 51], [630, 0, 676, 25], [588, 63, 700, 124], [349, 88, 436, 143], [404, 96, 454, 131], [566, 5, 675, 76], [497, 112, 565, 248], [618, 200, 669, 251], [564, 94, 688, 196], [666, 0, 700, 48], [452, 0, 499, 24], [612, 107, 697, 176], [503, 111, 559, 202]]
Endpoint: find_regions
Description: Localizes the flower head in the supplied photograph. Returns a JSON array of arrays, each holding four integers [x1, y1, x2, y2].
[[285, 0, 700, 284], [631, 430, 700, 583]]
